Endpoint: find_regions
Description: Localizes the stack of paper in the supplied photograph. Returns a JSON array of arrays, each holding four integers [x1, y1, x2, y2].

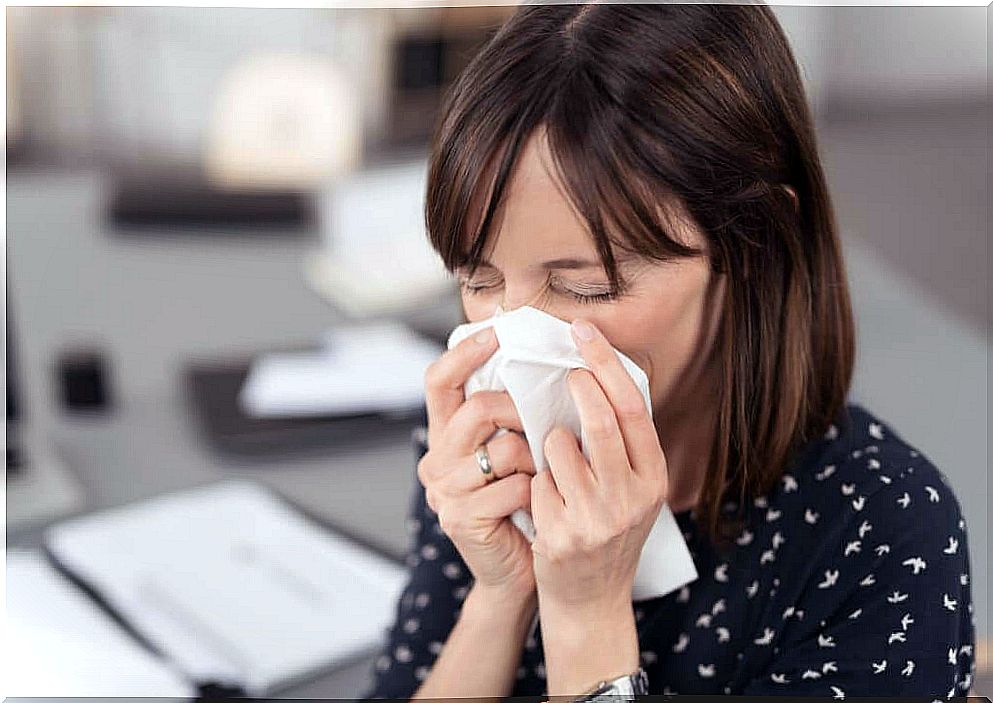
[[238, 320, 442, 418], [43, 480, 409, 696], [5, 549, 196, 698]]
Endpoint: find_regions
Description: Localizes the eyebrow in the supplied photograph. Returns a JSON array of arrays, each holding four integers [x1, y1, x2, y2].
[[468, 252, 638, 272]]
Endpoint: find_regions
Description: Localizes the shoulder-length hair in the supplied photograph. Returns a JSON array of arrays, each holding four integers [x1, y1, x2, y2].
[[423, 2, 855, 548]]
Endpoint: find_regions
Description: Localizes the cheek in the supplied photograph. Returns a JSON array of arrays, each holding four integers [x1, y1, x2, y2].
[[600, 267, 719, 394]]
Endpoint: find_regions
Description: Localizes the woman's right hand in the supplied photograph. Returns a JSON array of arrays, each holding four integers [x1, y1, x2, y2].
[[418, 325, 538, 600]]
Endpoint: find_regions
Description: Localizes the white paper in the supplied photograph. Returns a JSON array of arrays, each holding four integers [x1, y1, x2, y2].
[[44, 480, 409, 696], [238, 320, 442, 418], [447, 305, 698, 602], [5, 549, 196, 698]]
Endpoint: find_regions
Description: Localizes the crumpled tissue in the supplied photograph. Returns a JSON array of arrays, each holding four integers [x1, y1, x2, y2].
[[446, 305, 698, 601]]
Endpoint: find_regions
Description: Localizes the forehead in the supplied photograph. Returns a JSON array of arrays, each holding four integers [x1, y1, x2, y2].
[[466, 130, 604, 268]]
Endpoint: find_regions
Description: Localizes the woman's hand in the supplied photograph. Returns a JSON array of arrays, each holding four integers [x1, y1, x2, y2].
[[418, 325, 538, 601], [530, 317, 669, 695], [531, 317, 668, 608]]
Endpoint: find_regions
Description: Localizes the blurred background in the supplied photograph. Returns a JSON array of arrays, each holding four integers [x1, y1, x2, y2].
[[5, 3, 989, 698]]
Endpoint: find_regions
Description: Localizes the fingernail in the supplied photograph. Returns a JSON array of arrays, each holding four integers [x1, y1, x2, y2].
[[571, 319, 596, 342], [474, 326, 495, 344]]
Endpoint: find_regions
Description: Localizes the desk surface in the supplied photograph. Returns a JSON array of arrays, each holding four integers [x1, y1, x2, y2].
[[6, 166, 457, 698]]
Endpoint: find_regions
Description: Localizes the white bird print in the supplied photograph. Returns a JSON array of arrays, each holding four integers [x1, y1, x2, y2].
[[761, 549, 776, 565], [925, 486, 940, 503], [770, 673, 789, 684], [841, 482, 856, 496], [801, 669, 821, 680], [831, 685, 846, 700], [860, 573, 876, 587], [782, 473, 798, 492], [844, 540, 861, 556], [782, 606, 795, 620], [822, 661, 838, 674], [959, 644, 973, 657], [948, 647, 958, 665], [818, 570, 839, 588], [804, 508, 820, 524], [902, 557, 927, 575], [640, 650, 658, 665], [716, 626, 731, 643], [878, 474, 892, 484], [943, 593, 958, 611], [711, 598, 727, 615], [869, 422, 885, 440], [958, 518, 966, 530], [696, 613, 713, 627], [867, 457, 881, 470], [754, 628, 775, 645], [677, 586, 691, 603], [960, 573, 969, 586], [901, 660, 915, 677], [746, 580, 760, 599], [672, 633, 689, 652], [897, 492, 911, 509], [714, 563, 729, 582], [818, 634, 836, 648], [888, 632, 907, 644], [772, 531, 786, 549], [944, 537, 959, 554], [766, 508, 782, 522], [848, 608, 862, 620], [888, 590, 908, 604], [900, 613, 914, 631], [815, 465, 836, 481], [872, 660, 887, 674], [698, 664, 715, 678], [875, 543, 891, 556], [736, 529, 754, 546], [754, 495, 769, 508], [851, 495, 866, 511], [858, 520, 872, 538]]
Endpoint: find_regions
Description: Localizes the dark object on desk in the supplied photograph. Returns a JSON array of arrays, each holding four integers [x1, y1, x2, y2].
[[58, 347, 113, 412], [185, 361, 427, 459], [106, 167, 317, 233]]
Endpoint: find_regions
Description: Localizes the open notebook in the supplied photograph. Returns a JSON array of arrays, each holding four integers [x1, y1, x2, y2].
[[38, 479, 408, 697]]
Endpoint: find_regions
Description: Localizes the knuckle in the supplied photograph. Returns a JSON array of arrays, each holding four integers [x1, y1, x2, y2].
[[423, 360, 445, 392], [587, 412, 616, 439], [616, 396, 648, 422]]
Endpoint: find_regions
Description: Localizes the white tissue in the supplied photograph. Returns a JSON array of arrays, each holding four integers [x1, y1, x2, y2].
[[446, 305, 698, 602]]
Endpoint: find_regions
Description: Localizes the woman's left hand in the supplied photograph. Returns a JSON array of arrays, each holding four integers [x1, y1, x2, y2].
[[530, 317, 669, 611]]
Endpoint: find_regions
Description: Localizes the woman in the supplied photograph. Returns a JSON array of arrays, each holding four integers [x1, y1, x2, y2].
[[361, 3, 975, 699]]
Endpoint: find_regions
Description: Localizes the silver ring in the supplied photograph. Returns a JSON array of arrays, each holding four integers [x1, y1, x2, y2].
[[474, 444, 496, 482]]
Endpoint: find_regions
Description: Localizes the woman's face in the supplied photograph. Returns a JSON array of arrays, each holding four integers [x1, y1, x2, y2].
[[457, 129, 726, 418]]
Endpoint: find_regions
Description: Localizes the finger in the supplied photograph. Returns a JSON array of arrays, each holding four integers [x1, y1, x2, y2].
[[542, 424, 595, 510], [445, 390, 525, 455], [447, 431, 536, 493], [460, 472, 534, 521], [570, 318, 661, 479], [424, 326, 498, 444], [529, 469, 564, 541], [567, 367, 630, 492]]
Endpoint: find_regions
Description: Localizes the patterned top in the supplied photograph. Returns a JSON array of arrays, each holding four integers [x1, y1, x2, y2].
[[360, 403, 976, 699]]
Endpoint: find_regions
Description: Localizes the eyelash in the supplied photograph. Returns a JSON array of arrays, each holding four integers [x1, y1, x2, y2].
[[457, 279, 622, 305]]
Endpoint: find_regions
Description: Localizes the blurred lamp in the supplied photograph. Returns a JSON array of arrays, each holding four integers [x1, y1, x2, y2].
[[203, 53, 362, 191]]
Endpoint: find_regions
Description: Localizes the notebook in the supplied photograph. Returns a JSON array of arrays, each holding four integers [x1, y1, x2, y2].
[[42, 479, 409, 696]]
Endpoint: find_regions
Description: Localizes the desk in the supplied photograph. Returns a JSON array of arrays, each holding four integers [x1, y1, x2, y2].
[[6, 166, 460, 697]]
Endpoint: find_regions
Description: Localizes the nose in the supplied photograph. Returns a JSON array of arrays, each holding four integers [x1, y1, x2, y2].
[[499, 279, 553, 313]]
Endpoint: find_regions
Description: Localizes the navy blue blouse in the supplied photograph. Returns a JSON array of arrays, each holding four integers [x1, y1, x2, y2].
[[360, 403, 976, 699]]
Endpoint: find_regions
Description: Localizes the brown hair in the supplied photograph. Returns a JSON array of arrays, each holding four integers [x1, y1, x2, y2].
[[423, 2, 855, 548]]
